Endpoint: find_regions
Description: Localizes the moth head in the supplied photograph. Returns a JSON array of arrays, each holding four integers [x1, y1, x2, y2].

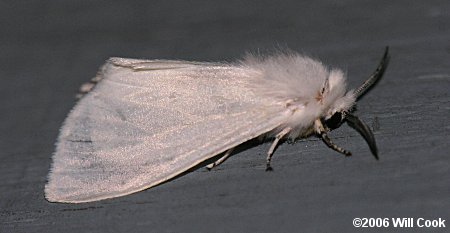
[[317, 47, 390, 160]]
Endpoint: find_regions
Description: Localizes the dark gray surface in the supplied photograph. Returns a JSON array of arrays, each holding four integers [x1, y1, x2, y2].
[[1, 1, 449, 232]]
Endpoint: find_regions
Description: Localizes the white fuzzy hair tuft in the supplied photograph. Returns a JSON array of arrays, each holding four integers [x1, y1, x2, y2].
[[240, 52, 356, 139]]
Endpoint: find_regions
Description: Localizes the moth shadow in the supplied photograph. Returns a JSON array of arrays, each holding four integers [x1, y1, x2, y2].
[[151, 138, 268, 189]]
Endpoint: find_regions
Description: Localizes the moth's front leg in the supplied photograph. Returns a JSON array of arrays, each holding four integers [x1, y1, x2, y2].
[[314, 119, 351, 156]]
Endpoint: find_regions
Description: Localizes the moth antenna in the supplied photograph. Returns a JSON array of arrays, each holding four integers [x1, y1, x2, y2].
[[354, 46, 390, 100], [315, 119, 351, 156], [345, 113, 379, 160]]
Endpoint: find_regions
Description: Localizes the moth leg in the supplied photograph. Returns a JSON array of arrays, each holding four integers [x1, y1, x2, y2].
[[266, 127, 292, 171], [314, 119, 351, 156], [206, 148, 235, 170]]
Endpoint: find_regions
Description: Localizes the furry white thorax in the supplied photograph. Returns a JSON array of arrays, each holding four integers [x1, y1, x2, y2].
[[241, 53, 356, 140]]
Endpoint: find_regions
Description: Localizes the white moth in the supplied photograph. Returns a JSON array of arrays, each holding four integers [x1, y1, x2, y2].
[[45, 47, 390, 203]]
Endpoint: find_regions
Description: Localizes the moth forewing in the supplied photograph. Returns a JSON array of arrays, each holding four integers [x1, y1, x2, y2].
[[45, 59, 288, 203]]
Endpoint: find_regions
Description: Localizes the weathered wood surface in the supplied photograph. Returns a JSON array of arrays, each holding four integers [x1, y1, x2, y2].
[[1, 1, 449, 232]]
